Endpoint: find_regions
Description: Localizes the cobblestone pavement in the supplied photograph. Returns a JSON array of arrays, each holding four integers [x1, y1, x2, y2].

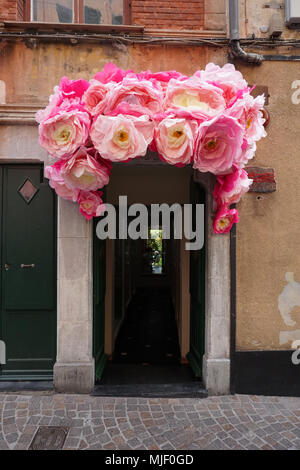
[[0, 393, 300, 450]]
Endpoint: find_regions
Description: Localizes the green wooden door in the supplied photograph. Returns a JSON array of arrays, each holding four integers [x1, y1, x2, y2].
[[0, 164, 56, 380], [187, 182, 205, 378], [93, 217, 107, 381]]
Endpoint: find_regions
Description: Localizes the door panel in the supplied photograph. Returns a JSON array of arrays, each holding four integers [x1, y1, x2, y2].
[[4, 167, 55, 310], [93, 216, 107, 380], [0, 164, 56, 379], [187, 182, 205, 378]]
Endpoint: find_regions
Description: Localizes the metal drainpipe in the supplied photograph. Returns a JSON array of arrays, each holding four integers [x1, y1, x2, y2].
[[229, 0, 263, 65]]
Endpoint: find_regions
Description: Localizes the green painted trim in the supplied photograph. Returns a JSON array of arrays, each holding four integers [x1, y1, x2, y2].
[[0, 166, 2, 357], [187, 349, 202, 379], [95, 349, 108, 380], [0, 374, 53, 381]]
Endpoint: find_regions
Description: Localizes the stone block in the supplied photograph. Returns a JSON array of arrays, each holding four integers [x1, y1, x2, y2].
[[54, 361, 94, 394], [204, 13, 226, 31]]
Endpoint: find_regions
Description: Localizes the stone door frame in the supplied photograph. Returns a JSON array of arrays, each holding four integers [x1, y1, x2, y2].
[[54, 169, 231, 395]]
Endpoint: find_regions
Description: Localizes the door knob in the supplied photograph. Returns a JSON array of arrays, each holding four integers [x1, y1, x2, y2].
[[4, 263, 10, 271]]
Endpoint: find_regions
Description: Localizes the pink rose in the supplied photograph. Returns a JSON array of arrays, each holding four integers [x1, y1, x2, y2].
[[103, 77, 164, 116], [227, 93, 266, 144], [60, 147, 111, 191], [36, 93, 86, 123], [239, 140, 256, 167], [213, 205, 239, 234], [165, 76, 226, 118], [39, 110, 91, 158], [36, 87, 62, 124], [94, 63, 135, 84], [59, 76, 90, 100], [137, 70, 186, 82], [136, 70, 188, 91], [77, 190, 105, 220], [36, 77, 90, 124], [213, 164, 253, 206], [196, 63, 248, 105], [90, 114, 154, 162], [155, 117, 197, 166], [44, 161, 79, 201], [82, 79, 111, 116], [193, 115, 244, 174]]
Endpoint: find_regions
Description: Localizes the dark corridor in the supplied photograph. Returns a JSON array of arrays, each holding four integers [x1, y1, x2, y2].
[[113, 287, 180, 365], [97, 287, 205, 395], [93, 201, 207, 397]]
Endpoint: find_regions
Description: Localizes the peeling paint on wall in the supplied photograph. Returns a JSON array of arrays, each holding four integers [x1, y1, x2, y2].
[[278, 273, 300, 327], [0, 80, 6, 104], [280, 330, 300, 347]]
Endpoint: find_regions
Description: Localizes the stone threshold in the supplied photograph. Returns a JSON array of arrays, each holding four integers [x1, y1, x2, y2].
[[0, 381, 54, 393], [92, 383, 208, 398]]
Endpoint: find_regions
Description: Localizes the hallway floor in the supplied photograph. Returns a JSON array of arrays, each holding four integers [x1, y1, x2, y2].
[[112, 287, 181, 365], [0, 392, 300, 450], [99, 287, 198, 392]]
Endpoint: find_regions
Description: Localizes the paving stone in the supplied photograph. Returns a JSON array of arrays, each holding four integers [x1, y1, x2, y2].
[[103, 441, 117, 450], [0, 439, 10, 450], [3, 417, 15, 426], [63, 437, 80, 449], [5, 433, 19, 444], [4, 424, 18, 434], [127, 437, 141, 448], [0, 393, 299, 450]]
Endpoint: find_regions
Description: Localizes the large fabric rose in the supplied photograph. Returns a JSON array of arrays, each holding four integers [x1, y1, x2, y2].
[[239, 139, 256, 168], [193, 115, 244, 174], [36, 77, 90, 123], [213, 205, 239, 234], [44, 161, 78, 202], [90, 114, 154, 162], [196, 63, 248, 105], [227, 93, 266, 144], [77, 191, 105, 220], [36, 88, 62, 124], [136, 70, 188, 91], [82, 79, 111, 116], [155, 117, 197, 166], [93, 62, 135, 84], [213, 164, 253, 207], [165, 76, 226, 118], [60, 147, 111, 191], [38, 110, 90, 158], [37, 62, 267, 229], [103, 77, 164, 116], [58, 76, 90, 100]]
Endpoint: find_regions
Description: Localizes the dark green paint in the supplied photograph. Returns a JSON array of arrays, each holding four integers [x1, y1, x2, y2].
[[187, 181, 205, 378], [0, 164, 56, 380], [93, 217, 108, 380]]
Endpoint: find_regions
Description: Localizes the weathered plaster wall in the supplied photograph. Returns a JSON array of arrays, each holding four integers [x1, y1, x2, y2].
[[0, 41, 227, 104], [236, 57, 300, 351], [0, 125, 46, 160], [242, 0, 299, 40]]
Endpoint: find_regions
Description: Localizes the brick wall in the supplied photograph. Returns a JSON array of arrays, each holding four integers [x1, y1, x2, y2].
[[0, 0, 17, 21], [131, 0, 205, 30], [0, 0, 25, 21], [17, 0, 26, 21], [0, 0, 226, 32]]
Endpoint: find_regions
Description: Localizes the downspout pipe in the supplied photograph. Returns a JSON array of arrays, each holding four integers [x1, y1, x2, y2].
[[229, 0, 263, 65]]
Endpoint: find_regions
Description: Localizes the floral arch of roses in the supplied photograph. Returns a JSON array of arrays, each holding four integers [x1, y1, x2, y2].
[[37, 62, 267, 234]]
